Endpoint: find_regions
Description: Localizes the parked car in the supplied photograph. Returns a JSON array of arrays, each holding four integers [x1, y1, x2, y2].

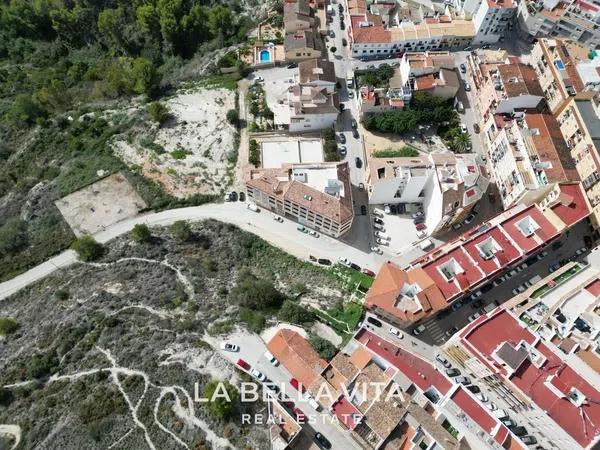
[[328, 29, 335, 38], [521, 436, 537, 445], [339, 257, 351, 266], [375, 231, 389, 239], [355, 157, 362, 168], [264, 350, 279, 366], [472, 290, 483, 298], [413, 216, 425, 225], [436, 354, 451, 368], [471, 299, 484, 309], [286, 63, 298, 69], [446, 368, 461, 377], [358, 182, 365, 190], [384, 204, 391, 214], [464, 213, 475, 224], [413, 324, 426, 335], [309, 230, 320, 238], [466, 384, 480, 393], [451, 301, 463, 311], [473, 123, 480, 133], [376, 238, 388, 245], [318, 258, 332, 265], [371, 246, 383, 254], [367, 316, 383, 327], [537, 250, 549, 260], [464, 82, 471, 91], [460, 63, 466, 73], [272, 214, 283, 223], [373, 224, 385, 232], [416, 223, 426, 231], [251, 369, 267, 382], [314, 432, 332, 449], [247, 202, 258, 212], [411, 211, 424, 219], [338, 133, 346, 144], [237, 358, 250, 370], [467, 312, 481, 322], [290, 377, 306, 393], [445, 326, 459, 337], [549, 263, 561, 273], [254, 76, 264, 82], [389, 327, 403, 338], [351, 119, 358, 129], [350, 262, 361, 271], [338, 145, 347, 156], [239, 191, 246, 201], [360, 205, 367, 215], [362, 268, 376, 277], [576, 246, 588, 256], [477, 392, 488, 402], [373, 217, 384, 225], [352, 129, 360, 139], [220, 342, 239, 352], [342, 38, 348, 46], [297, 225, 308, 233], [455, 376, 471, 385], [229, 191, 238, 202], [511, 426, 528, 437]]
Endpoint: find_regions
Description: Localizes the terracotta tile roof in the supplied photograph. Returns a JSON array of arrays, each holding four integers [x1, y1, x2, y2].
[[267, 329, 327, 388], [353, 26, 391, 44], [498, 63, 544, 98], [298, 58, 336, 84]]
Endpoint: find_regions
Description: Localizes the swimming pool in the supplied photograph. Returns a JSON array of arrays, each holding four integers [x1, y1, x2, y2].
[[259, 50, 271, 62]]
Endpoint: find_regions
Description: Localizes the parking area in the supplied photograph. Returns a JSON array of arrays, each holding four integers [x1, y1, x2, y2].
[[369, 206, 424, 256], [253, 66, 298, 110]]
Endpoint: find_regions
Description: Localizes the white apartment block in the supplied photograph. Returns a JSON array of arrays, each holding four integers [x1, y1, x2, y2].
[[465, 0, 517, 44]]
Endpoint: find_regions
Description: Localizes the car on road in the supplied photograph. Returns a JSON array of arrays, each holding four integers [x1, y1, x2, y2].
[[451, 301, 463, 311], [251, 369, 267, 382], [236, 358, 250, 370], [358, 182, 365, 190], [415, 223, 426, 231], [318, 258, 332, 265], [340, 20, 345, 30], [247, 202, 259, 212], [549, 263, 561, 273], [413, 324, 426, 335], [445, 326, 459, 337], [290, 377, 306, 393], [371, 246, 383, 254], [265, 350, 279, 366], [309, 230, 320, 238], [221, 342, 239, 352], [297, 225, 308, 233], [338, 133, 346, 144], [373, 217, 384, 225], [286, 63, 298, 69], [376, 238, 388, 245], [328, 29, 335, 37], [436, 354, 451, 368], [314, 432, 332, 450], [339, 257, 351, 266], [355, 157, 362, 168], [366, 316, 383, 327], [473, 123, 480, 133], [464, 213, 475, 224], [350, 262, 361, 271], [342, 38, 347, 46], [460, 63, 466, 73], [239, 191, 245, 201], [272, 214, 283, 223], [455, 376, 471, 385], [351, 119, 358, 129], [460, 123, 468, 134], [229, 191, 238, 201], [446, 368, 460, 377], [464, 82, 471, 91], [468, 312, 481, 322], [338, 145, 347, 155], [389, 327, 403, 338], [360, 205, 367, 215]]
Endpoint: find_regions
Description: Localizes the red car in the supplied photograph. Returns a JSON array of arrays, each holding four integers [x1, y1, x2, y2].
[[293, 407, 307, 423], [237, 358, 250, 370], [416, 223, 427, 231], [362, 268, 375, 277], [290, 377, 306, 393]]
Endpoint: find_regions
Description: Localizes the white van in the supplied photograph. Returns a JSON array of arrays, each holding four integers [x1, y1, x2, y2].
[[420, 239, 434, 251], [247, 202, 258, 212], [492, 409, 509, 420]]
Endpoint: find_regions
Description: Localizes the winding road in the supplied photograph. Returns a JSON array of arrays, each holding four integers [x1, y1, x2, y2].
[[0, 202, 387, 301]]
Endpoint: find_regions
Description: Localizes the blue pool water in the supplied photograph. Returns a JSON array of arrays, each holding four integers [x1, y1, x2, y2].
[[554, 59, 565, 70], [260, 50, 271, 62]]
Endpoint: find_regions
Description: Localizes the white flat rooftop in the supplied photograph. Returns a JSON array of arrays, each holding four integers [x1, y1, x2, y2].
[[261, 140, 323, 169], [292, 166, 344, 196]]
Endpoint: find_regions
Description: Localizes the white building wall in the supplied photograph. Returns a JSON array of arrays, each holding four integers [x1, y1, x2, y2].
[[289, 112, 338, 132], [423, 174, 443, 232], [368, 171, 431, 204]]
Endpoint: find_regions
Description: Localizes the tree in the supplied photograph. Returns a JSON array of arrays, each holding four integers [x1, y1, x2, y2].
[[309, 335, 338, 361], [6, 94, 44, 126], [71, 236, 104, 262], [147, 102, 171, 125], [97, 7, 125, 51], [170, 220, 192, 242], [0, 218, 28, 255], [132, 57, 160, 96], [249, 139, 260, 166], [0, 317, 19, 336], [230, 271, 285, 311], [0, 387, 12, 406], [226, 109, 239, 126], [131, 224, 152, 243], [207, 5, 233, 38], [203, 380, 239, 419], [278, 300, 315, 324]]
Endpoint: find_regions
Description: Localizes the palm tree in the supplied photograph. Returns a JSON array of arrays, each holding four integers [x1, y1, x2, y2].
[[452, 132, 472, 153]]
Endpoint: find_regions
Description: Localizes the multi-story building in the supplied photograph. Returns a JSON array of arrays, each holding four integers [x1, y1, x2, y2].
[[394, 51, 461, 100], [297, 58, 337, 93], [531, 37, 585, 114], [465, 0, 517, 44], [284, 29, 323, 61], [366, 153, 489, 235], [246, 161, 354, 237], [284, 0, 315, 33], [557, 92, 600, 232], [487, 112, 580, 209], [357, 85, 405, 118], [365, 183, 590, 325], [517, 0, 600, 48], [457, 308, 600, 449]]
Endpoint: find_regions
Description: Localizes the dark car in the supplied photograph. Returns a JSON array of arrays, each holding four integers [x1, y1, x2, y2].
[[352, 128, 359, 139], [471, 299, 484, 309], [366, 316, 382, 327], [466, 384, 480, 393], [511, 426, 527, 437], [374, 217, 384, 225], [340, 20, 345, 30], [360, 205, 367, 215], [350, 262, 361, 271], [481, 283, 493, 293], [338, 133, 346, 144], [585, 235, 594, 248], [286, 63, 298, 69], [340, 103, 345, 112], [445, 326, 459, 337], [342, 38, 348, 47], [460, 63, 466, 73], [413, 216, 425, 225], [446, 368, 460, 377], [237, 358, 250, 370], [473, 123, 480, 134], [318, 258, 332, 266], [239, 191, 246, 201], [229, 191, 238, 201], [315, 432, 332, 449], [355, 157, 362, 168]]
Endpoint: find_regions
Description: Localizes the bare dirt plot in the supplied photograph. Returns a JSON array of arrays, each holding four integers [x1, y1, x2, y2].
[[55, 172, 146, 236], [113, 88, 237, 198]]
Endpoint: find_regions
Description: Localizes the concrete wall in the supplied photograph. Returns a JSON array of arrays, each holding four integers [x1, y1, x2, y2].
[[289, 112, 338, 132]]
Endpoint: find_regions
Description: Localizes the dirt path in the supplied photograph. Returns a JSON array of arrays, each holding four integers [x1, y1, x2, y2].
[[233, 79, 250, 191]]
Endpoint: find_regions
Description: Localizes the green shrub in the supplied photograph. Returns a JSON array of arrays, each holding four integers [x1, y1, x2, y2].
[[146, 102, 171, 125], [170, 147, 190, 159], [203, 380, 239, 419], [230, 271, 285, 311], [71, 236, 105, 262], [249, 139, 260, 166], [131, 224, 152, 243], [226, 109, 239, 126], [239, 308, 266, 333], [309, 335, 338, 361], [170, 220, 192, 242], [0, 218, 28, 255], [0, 317, 19, 336], [372, 146, 419, 158], [278, 300, 315, 325]]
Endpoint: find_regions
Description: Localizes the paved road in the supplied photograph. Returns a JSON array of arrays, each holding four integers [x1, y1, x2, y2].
[[214, 330, 362, 450], [0, 202, 388, 301], [410, 220, 592, 345]]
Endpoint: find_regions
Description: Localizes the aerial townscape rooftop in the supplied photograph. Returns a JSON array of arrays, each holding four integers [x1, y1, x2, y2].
[[5, 0, 600, 449]]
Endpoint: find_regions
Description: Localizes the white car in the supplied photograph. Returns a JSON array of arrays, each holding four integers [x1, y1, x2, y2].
[[309, 230, 320, 238], [417, 230, 427, 239], [264, 350, 279, 366], [436, 354, 451, 368], [376, 238, 388, 246], [468, 312, 481, 322], [371, 246, 383, 254], [373, 224, 385, 232], [460, 124, 468, 134], [254, 76, 264, 82], [272, 214, 283, 223], [413, 324, 426, 335], [472, 290, 482, 298], [220, 342, 239, 352], [464, 82, 471, 91], [384, 204, 391, 214], [375, 231, 389, 239], [250, 368, 267, 382], [389, 327, 404, 338], [478, 393, 489, 403], [247, 202, 259, 212], [339, 257, 351, 266]]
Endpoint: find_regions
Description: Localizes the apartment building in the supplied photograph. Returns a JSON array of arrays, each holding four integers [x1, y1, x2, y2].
[[557, 92, 600, 232], [284, 0, 315, 33], [395, 51, 461, 100], [487, 112, 580, 209], [517, 0, 600, 48], [350, 14, 475, 57], [246, 161, 354, 237], [531, 37, 585, 114], [366, 153, 489, 235], [357, 85, 405, 118], [284, 29, 323, 61], [297, 58, 336, 92], [365, 183, 590, 324], [457, 308, 600, 449], [465, 0, 517, 44]]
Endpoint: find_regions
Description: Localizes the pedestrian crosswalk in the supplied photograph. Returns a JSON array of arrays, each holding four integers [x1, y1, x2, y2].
[[422, 316, 447, 343]]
